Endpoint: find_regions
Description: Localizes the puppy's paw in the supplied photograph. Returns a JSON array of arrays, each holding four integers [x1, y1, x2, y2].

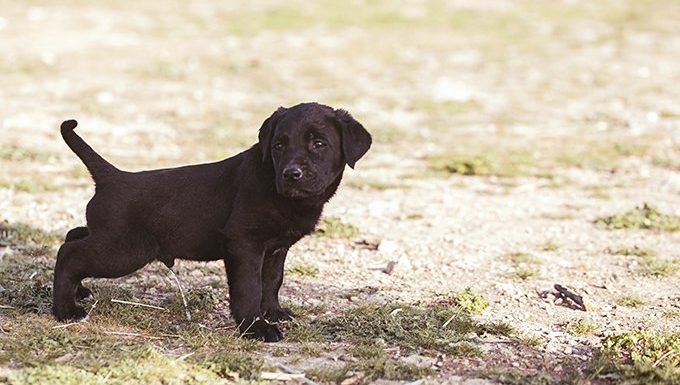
[[264, 307, 295, 322], [242, 319, 283, 342], [75, 285, 93, 301], [53, 304, 87, 322]]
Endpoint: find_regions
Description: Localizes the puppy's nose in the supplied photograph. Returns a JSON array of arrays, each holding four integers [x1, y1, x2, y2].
[[283, 166, 303, 181]]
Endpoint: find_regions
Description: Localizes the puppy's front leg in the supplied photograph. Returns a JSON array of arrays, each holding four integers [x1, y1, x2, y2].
[[224, 243, 283, 342], [261, 248, 294, 322]]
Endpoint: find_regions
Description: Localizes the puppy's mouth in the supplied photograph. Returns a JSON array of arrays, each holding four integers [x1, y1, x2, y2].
[[276, 181, 325, 199]]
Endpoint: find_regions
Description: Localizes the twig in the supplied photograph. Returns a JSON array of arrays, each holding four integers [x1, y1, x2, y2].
[[554, 284, 587, 311], [52, 322, 80, 329], [103, 331, 162, 339], [0, 305, 15, 309], [239, 317, 260, 338], [442, 308, 463, 328], [261, 372, 306, 381], [111, 299, 166, 311], [652, 350, 677, 367], [87, 299, 99, 317], [178, 352, 195, 361], [168, 268, 191, 322]]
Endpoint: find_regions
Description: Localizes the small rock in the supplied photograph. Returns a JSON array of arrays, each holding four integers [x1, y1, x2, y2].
[[378, 240, 399, 254]]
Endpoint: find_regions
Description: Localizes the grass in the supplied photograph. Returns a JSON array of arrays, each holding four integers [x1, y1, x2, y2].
[[285, 264, 319, 277], [314, 216, 359, 239], [588, 330, 680, 384], [505, 252, 541, 280], [0, 221, 61, 248], [346, 179, 407, 191], [604, 245, 677, 277], [426, 135, 657, 179], [286, 303, 514, 356], [566, 319, 598, 336], [616, 295, 646, 308], [606, 246, 655, 257], [541, 240, 559, 252], [595, 203, 680, 232], [638, 257, 679, 278]]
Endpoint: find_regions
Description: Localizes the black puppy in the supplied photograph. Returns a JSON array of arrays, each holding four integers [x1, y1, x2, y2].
[[53, 102, 371, 341]]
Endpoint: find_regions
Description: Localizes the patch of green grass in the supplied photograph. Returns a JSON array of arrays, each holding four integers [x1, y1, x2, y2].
[[516, 335, 545, 349], [314, 216, 359, 238], [505, 252, 541, 280], [427, 152, 530, 178], [566, 319, 598, 336], [3, 347, 228, 385], [616, 295, 645, 308], [663, 309, 680, 319], [588, 330, 680, 384], [606, 246, 656, 257], [0, 145, 51, 162], [482, 369, 558, 384], [541, 240, 559, 252], [285, 264, 319, 277], [638, 257, 679, 278], [452, 287, 489, 315], [347, 179, 407, 191], [0, 220, 61, 248], [359, 356, 435, 381], [306, 366, 350, 383], [406, 213, 424, 220], [595, 203, 680, 232], [426, 134, 657, 179], [287, 303, 513, 356]]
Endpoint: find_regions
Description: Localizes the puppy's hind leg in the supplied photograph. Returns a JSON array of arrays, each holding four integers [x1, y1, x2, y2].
[[63, 226, 93, 300], [65, 226, 89, 242], [53, 240, 89, 321]]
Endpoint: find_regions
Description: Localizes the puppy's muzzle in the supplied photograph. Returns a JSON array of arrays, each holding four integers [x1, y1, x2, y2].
[[282, 166, 303, 182]]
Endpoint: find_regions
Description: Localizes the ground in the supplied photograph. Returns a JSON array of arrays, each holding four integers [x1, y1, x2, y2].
[[1, 0, 679, 384]]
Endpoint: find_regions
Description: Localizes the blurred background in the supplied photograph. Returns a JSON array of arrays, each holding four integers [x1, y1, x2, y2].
[[1, 0, 679, 383]]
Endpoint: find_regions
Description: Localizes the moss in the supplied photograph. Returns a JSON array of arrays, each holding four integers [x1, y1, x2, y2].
[[616, 295, 645, 308], [314, 216, 359, 239], [595, 203, 680, 232], [566, 319, 597, 336], [452, 287, 489, 315], [589, 330, 680, 384]]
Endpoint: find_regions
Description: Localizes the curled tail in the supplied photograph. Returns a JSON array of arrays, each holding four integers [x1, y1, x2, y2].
[[61, 120, 119, 183]]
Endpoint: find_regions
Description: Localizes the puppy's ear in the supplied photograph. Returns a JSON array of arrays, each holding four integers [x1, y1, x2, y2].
[[335, 109, 372, 169], [258, 107, 287, 163]]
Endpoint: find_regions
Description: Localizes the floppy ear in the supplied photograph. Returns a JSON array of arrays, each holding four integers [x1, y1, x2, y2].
[[258, 107, 287, 163], [335, 109, 372, 169]]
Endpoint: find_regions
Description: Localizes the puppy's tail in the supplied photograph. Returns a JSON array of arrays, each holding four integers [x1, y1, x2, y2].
[[61, 120, 119, 183]]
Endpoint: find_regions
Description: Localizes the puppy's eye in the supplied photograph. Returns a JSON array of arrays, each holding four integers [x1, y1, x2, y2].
[[272, 142, 284, 151], [312, 140, 326, 149]]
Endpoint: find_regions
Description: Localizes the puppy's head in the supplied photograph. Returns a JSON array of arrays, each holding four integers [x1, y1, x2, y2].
[[259, 103, 371, 199]]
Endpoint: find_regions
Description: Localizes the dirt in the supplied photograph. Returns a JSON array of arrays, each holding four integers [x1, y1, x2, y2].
[[1, 0, 679, 384]]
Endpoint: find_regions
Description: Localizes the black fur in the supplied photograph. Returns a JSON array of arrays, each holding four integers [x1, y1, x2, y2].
[[52, 102, 371, 342]]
